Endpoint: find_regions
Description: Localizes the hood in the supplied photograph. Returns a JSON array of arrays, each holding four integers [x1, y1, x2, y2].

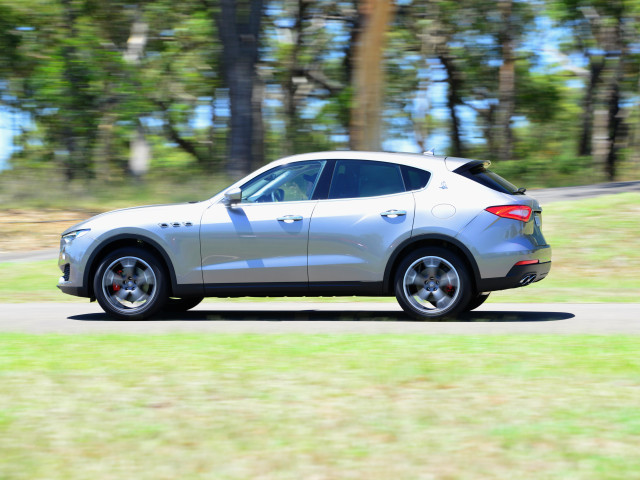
[[61, 201, 209, 236]]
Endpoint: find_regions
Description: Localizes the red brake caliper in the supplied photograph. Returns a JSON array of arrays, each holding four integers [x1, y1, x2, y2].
[[112, 269, 122, 292]]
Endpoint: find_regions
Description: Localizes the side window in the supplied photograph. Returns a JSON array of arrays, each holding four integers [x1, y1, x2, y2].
[[240, 161, 324, 203], [401, 166, 431, 191], [328, 160, 405, 199]]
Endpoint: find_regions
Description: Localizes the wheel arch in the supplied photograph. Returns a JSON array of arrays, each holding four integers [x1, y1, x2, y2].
[[84, 234, 178, 298], [383, 234, 481, 294]]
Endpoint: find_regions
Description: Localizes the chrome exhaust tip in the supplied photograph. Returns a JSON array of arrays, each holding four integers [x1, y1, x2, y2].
[[519, 274, 537, 286]]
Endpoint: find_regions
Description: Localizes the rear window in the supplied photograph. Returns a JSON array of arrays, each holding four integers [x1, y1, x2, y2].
[[401, 166, 431, 191], [329, 160, 405, 199], [455, 161, 519, 195]]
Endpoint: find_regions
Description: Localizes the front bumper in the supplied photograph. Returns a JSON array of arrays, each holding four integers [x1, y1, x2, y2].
[[477, 260, 551, 292], [57, 234, 94, 298], [57, 284, 87, 297]]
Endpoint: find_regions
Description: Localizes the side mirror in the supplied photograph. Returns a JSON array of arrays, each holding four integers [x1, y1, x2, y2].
[[223, 187, 242, 206]]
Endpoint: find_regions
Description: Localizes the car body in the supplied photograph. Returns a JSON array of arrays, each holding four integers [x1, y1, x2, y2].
[[58, 151, 551, 320]]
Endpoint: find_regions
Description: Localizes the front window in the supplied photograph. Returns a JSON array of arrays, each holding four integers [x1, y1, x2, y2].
[[240, 161, 325, 203]]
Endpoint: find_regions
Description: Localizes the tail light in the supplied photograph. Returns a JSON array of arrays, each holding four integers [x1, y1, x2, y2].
[[485, 205, 532, 222], [514, 259, 539, 266]]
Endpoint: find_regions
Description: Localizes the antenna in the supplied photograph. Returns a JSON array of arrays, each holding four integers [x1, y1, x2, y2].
[[423, 148, 435, 156]]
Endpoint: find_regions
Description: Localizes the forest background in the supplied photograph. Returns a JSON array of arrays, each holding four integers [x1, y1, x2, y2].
[[1, 0, 640, 202]]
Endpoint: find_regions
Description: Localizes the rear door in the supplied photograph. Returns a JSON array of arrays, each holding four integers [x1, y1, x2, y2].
[[307, 160, 416, 285]]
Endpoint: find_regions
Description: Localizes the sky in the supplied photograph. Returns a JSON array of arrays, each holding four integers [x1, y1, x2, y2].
[[0, 111, 15, 170]]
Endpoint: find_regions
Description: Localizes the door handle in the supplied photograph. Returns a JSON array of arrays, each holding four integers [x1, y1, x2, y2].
[[277, 215, 303, 223], [380, 210, 407, 218]]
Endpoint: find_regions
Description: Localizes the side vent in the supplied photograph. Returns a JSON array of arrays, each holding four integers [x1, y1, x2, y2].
[[159, 221, 193, 228]]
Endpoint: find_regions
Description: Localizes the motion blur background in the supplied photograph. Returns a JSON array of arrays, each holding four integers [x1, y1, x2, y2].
[[1, 0, 639, 207]]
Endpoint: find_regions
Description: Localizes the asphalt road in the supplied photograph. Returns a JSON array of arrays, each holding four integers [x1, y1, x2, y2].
[[528, 180, 640, 205], [1, 302, 639, 334]]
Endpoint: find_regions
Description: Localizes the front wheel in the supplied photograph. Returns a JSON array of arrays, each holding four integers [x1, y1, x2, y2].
[[93, 247, 168, 320], [394, 247, 472, 321]]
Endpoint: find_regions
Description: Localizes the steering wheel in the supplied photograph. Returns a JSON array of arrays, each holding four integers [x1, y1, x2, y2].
[[273, 188, 284, 202], [255, 188, 285, 203]]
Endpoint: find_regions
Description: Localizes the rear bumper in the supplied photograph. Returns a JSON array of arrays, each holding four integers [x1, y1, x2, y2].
[[477, 261, 551, 292]]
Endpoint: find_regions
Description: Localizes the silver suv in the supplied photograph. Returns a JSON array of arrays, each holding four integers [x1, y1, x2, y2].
[[58, 151, 551, 320]]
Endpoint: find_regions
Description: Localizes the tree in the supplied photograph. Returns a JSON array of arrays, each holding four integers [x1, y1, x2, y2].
[[349, 0, 395, 150], [495, 0, 516, 162], [549, 0, 638, 180], [205, 0, 264, 178]]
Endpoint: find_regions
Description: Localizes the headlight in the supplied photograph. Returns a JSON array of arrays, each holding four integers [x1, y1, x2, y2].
[[62, 229, 91, 245]]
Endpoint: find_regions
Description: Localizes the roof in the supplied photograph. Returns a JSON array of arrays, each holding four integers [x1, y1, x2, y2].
[[268, 150, 465, 172]]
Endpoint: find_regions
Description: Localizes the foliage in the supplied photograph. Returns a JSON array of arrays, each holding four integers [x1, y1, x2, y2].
[[0, 0, 639, 182]]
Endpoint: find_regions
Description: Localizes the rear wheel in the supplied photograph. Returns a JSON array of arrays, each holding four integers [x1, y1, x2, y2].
[[93, 247, 168, 320], [464, 292, 490, 312], [394, 247, 472, 321], [165, 296, 204, 312]]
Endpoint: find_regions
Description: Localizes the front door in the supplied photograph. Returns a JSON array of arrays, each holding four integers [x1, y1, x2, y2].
[[199, 161, 325, 292]]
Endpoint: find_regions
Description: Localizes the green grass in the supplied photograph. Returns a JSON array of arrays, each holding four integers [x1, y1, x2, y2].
[[491, 192, 640, 303], [0, 260, 75, 302], [1, 193, 639, 303], [1, 334, 640, 479]]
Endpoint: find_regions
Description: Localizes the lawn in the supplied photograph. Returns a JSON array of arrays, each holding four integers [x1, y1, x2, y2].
[[1, 334, 639, 479], [1, 193, 639, 303], [491, 192, 640, 303]]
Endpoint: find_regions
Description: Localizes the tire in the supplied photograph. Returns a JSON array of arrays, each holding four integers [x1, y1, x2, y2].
[[93, 247, 168, 320], [165, 296, 204, 313], [394, 247, 472, 321], [464, 292, 490, 312]]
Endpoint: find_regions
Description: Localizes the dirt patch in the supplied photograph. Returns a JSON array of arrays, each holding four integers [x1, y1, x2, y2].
[[0, 209, 101, 253]]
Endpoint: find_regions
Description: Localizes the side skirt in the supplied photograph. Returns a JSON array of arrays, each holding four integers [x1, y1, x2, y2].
[[196, 281, 385, 298]]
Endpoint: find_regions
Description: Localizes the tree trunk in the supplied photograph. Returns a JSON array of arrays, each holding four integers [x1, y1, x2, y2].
[[129, 124, 150, 178], [605, 68, 622, 180], [251, 75, 265, 171], [439, 50, 464, 157], [283, 0, 307, 156], [349, 0, 395, 151], [578, 58, 604, 156], [592, 16, 624, 180], [124, 17, 150, 178], [60, 0, 95, 180], [213, 0, 264, 178], [495, 0, 515, 162]]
